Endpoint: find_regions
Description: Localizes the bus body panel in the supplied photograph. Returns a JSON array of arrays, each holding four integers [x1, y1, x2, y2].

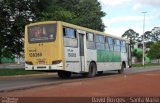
[[86, 49, 97, 72], [96, 62, 121, 71], [64, 47, 81, 73], [96, 50, 121, 71]]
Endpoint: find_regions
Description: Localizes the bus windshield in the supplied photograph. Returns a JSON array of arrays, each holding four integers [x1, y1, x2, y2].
[[28, 24, 57, 43]]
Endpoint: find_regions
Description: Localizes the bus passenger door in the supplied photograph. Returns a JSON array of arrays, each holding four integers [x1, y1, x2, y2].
[[79, 34, 85, 72], [127, 44, 132, 67]]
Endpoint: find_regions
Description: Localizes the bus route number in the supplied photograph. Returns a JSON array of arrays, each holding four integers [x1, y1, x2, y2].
[[68, 53, 76, 57], [29, 53, 42, 57]]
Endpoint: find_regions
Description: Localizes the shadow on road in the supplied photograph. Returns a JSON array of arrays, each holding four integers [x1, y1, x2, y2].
[[65, 71, 119, 80]]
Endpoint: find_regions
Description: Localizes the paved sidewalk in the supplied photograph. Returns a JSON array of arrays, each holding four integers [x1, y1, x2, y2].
[[0, 63, 24, 69], [125, 66, 160, 74]]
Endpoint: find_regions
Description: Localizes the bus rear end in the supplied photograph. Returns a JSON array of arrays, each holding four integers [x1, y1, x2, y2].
[[25, 21, 64, 71]]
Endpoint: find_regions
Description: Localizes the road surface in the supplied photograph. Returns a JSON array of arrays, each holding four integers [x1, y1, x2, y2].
[[0, 66, 159, 93], [0, 68, 160, 98]]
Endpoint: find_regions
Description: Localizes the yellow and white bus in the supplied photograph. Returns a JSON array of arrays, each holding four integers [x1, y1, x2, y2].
[[25, 21, 131, 78]]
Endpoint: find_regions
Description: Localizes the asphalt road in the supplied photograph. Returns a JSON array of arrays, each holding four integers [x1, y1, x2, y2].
[[0, 66, 160, 92]]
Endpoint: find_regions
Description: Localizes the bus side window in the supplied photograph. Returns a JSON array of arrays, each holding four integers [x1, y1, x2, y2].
[[96, 35, 105, 50], [114, 39, 120, 52], [96, 35, 105, 43], [63, 27, 77, 38], [63, 27, 77, 48], [86, 33, 95, 49], [87, 33, 94, 41], [108, 37, 114, 51], [121, 41, 126, 53]]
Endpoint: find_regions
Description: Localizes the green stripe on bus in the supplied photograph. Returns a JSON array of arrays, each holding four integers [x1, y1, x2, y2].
[[97, 50, 121, 62]]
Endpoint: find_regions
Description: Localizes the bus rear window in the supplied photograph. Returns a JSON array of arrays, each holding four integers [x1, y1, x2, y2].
[[28, 24, 57, 43]]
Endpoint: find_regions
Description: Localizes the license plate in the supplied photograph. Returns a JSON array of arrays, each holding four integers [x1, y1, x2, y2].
[[38, 61, 45, 64]]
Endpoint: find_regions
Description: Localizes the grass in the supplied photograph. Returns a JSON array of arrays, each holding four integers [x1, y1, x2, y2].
[[0, 69, 45, 76], [132, 63, 160, 67]]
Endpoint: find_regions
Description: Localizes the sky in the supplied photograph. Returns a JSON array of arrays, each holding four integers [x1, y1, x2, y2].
[[98, 0, 160, 37]]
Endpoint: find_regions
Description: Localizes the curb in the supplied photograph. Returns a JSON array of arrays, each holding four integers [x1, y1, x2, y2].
[[132, 66, 160, 69], [0, 73, 54, 79]]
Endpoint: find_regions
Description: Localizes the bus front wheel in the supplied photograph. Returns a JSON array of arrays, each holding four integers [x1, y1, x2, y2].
[[57, 71, 71, 79]]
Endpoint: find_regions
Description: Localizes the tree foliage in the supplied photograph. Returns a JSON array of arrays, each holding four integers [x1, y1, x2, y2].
[[122, 27, 160, 49], [122, 29, 139, 48], [132, 48, 142, 61], [0, 0, 37, 63], [36, 0, 105, 31], [73, 0, 105, 31], [0, 0, 11, 62], [147, 41, 160, 60], [143, 31, 152, 41], [142, 27, 160, 42], [150, 27, 160, 41]]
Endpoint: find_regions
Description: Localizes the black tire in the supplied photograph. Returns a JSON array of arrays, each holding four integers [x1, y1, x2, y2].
[[87, 62, 97, 78], [118, 63, 125, 74], [57, 71, 71, 79]]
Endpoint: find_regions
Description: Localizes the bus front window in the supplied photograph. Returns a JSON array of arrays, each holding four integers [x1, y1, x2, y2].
[[28, 24, 57, 43]]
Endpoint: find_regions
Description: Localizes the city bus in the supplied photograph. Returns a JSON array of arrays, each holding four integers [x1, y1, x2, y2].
[[25, 21, 131, 78]]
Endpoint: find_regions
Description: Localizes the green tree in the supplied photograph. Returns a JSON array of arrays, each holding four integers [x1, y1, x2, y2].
[[143, 31, 152, 41], [147, 41, 160, 62], [0, 0, 35, 63], [74, 0, 105, 31], [132, 48, 142, 61], [36, 0, 105, 31], [138, 31, 152, 48], [150, 27, 160, 41], [145, 41, 154, 48], [0, 0, 11, 63], [122, 29, 139, 48], [139, 28, 160, 49], [141, 27, 160, 42]]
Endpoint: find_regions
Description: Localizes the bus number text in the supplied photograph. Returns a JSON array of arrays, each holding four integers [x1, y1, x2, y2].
[[29, 53, 42, 57], [68, 53, 76, 57]]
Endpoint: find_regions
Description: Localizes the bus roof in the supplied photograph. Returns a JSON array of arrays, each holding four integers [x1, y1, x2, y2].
[[26, 21, 129, 42]]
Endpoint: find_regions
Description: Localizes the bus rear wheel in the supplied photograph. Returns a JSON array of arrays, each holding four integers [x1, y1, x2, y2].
[[118, 63, 125, 74], [86, 62, 97, 78], [57, 71, 71, 79]]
